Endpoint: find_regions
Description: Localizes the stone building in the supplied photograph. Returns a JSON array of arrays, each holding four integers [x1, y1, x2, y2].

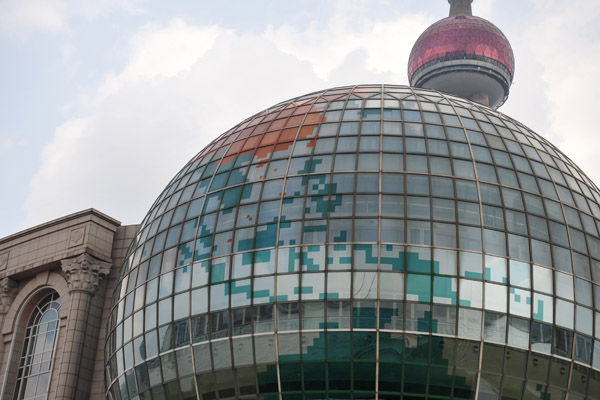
[[0, 209, 137, 399]]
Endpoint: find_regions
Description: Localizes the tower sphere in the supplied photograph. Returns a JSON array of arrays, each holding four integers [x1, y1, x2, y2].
[[408, 1, 514, 109]]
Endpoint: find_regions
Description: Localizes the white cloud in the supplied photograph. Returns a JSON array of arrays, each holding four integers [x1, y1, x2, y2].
[[24, 24, 325, 227], [24, 4, 430, 228], [263, 2, 432, 82], [510, 1, 600, 187], [96, 19, 225, 100]]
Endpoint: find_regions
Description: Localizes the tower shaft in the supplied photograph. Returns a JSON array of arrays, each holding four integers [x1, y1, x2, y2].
[[449, 0, 473, 17]]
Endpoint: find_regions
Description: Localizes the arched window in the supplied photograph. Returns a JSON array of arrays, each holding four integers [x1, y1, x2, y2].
[[13, 293, 61, 400]]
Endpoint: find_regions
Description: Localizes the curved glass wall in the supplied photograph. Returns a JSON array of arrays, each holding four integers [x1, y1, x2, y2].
[[14, 292, 61, 400], [106, 85, 600, 400]]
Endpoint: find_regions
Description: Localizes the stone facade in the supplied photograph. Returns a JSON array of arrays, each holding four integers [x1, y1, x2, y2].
[[0, 209, 137, 400]]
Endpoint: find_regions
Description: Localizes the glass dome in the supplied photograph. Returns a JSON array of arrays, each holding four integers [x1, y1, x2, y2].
[[106, 85, 600, 400]]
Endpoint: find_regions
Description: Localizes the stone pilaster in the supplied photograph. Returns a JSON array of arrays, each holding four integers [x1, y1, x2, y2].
[[56, 253, 111, 400], [0, 277, 18, 381], [61, 253, 112, 294]]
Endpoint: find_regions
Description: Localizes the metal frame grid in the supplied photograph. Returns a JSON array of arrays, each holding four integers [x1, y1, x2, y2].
[[13, 293, 61, 400], [105, 84, 600, 400]]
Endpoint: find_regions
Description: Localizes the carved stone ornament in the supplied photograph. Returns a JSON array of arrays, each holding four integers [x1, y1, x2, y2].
[[0, 277, 18, 314], [0, 252, 8, 271], [68, 227, 85, 248], [61, 253, 112, 295]]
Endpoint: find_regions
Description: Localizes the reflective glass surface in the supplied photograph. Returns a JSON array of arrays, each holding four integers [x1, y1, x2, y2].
[[14, 293, 61, 400], [106, 85, 600, 400]]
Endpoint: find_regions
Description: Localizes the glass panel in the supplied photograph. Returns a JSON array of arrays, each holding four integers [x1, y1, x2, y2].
[[14, 293, 61, 400], [533, 265, 553, 294], [485, 283, 507, 312]]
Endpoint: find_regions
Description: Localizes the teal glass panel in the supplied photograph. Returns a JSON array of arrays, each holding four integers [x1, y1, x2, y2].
[[327, 332, 351, 360], [433, 276, 457, 305], [301, 245, 325, 271], [305, 195, 330, 219], [405, 304, 431, 332], [326, 301, 351, 329], [300, 272, 325, 300], [276, 274, 299, 301], [209, 283, 228, 311], [429, 366, 453, 396], [301, 303, 324, 330], [406, 274, 431, 303], [459, 251, 483, 279], [353, 244, 378, 270], [302, 220, 327, 244], [278, 332, 300, 361], [256, 363, 278, 394], [230, 279, 252, 307], [255, 223, 277, 249], [253, 276, 274, 304], [380, 245, 405, 271], [327, 244, 352, 270], [210, 257, 229, 284], [353, 301, 377, 329], [380, 301, 403, 330], [532, 293, 553, 323], [232, 252, 252, 279], [280, 197, 303, 221], [278, 221, 301, 246], [379, 332, 404, 362], [406, 247, 431, 273], [277, 247, 301, 273], [403, 364, 427, 394], [509, 287, 531, 318], [254, 249, 275, 276], [191, 261, 209, 288]]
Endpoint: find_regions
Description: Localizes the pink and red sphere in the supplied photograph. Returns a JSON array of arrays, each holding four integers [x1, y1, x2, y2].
[[408, 15, 514, 80]]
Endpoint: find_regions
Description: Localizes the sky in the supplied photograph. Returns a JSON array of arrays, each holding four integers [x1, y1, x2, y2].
[[1, 0, 599, 238]]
